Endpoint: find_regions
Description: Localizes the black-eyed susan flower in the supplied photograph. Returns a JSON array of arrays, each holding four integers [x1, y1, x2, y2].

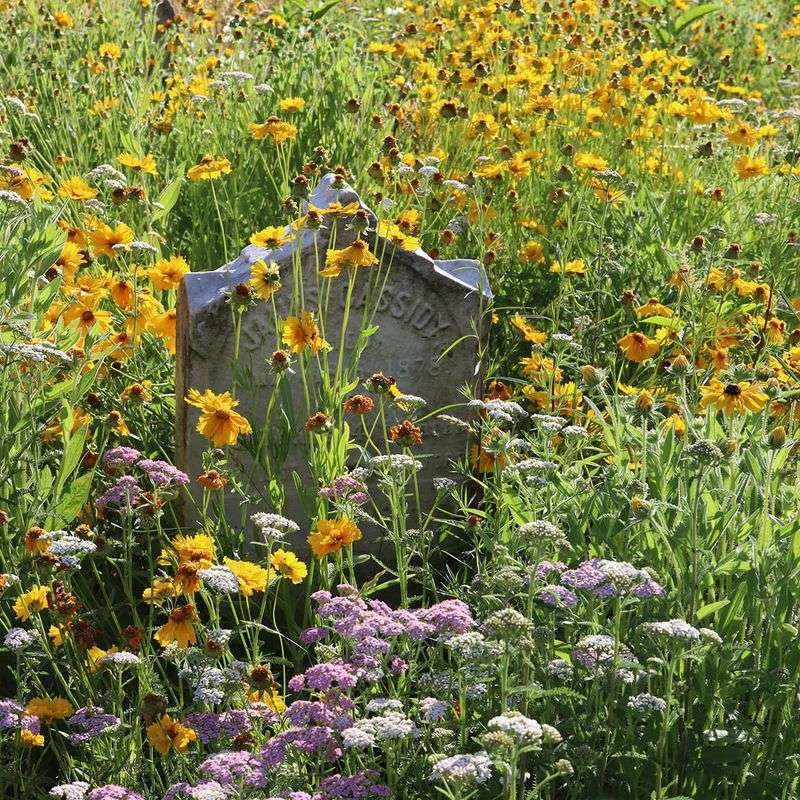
[[699, 379, 768, 415], [617, 331, 660, 362]]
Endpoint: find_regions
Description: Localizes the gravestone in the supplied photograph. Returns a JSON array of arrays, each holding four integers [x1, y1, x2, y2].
[[176, 174, 491, 555]]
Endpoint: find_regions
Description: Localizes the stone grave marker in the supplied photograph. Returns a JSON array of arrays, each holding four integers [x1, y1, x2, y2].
[[176, 173, 491, 556]]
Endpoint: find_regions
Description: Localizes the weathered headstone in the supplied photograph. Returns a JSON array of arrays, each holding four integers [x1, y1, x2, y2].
[[176, 174, 491, 555]]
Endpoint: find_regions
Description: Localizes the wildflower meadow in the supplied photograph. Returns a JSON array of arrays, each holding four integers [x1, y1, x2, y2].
[[2, 0, 800, 798]]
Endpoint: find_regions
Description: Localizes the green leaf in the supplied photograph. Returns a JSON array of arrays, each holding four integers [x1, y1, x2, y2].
[[674, 3, 719, 35], [56, 425, 87, 496], [310, 0, 341, 20], [152, 169, 184, 223], [696, 599, 729, 621], [48, 470, 94, 528]]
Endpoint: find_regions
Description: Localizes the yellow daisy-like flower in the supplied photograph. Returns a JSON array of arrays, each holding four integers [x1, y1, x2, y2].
[[278, 97, 305, 113], [13, 585, 50, 621], [154, 604, 198, 648], [58, 177, 97, 202], [248, 117, 298, 143], [377, 221, 420, 251], [321, 239, 378, 278], [282, 312, 330, 353], [617, 331, 660, 363], [147, 713, 197, 754], [307, 517, 362, 558], [117, 153, 158, 175], [165, 533, 216, 567], [270, 549, 308, 584], [510, 313, 547, 344], [549, 258, 586, 275], [249, 259, 282, 300], [148, 308, 178, 354], [185, 389, 252, 447], [734, 155, 769, 179], [699, 379, 768, 415], [148, 256, 190, 291], [224, 558, 273, 596], [187, 155, 231, 181], [25, 697, 74, 723], [635, 298, 673, 318], [89, 222, 135, 259], [250, 226, 294, 249]]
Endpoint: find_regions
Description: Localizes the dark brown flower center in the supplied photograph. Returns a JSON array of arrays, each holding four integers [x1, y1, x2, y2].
[[723, 383, 742, 396]]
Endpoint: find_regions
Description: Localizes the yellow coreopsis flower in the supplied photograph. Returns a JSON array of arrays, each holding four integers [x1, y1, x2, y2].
[[117, 153, 158, 176], [25, 697, 73, 723], [250, 226, 294, 249], [13, 585, 50, 621], [98, 42, 122, 59], [270, 549, 308, 584], [184, 389, 252, 447], [187, 155, 231, 181], [58, 177, 97, 202], [307, 517, 362, 558], [377, 221, 420, 251], [278, 97, 305, 113], [248, 117, 298, 143], [154, 604, 198, 648], [282, 312, 330, 353], [224, 558, 273, 595], [248, 259, 282, 300], [147, 713, 197, 754], [89, 222, 135, 259], [550, 258, 586, 275], [510, 313, 547, 344], [735, 155, 769, 179], [148, 308, 177, 354], [321, 239, 379, 277], [148, 256, 190, 290]]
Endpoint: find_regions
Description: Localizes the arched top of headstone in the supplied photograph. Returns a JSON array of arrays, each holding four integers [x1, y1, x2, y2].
[[182, 173, 491, 319]]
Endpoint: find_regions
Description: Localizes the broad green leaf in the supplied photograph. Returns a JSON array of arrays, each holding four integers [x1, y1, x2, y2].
[[310, 0, 341, 20], [674, 3, 719, 35], [49, 470, 94, 528], [56, 425, 88, 496], [152, 169, 185, 223], [696, 599, 729, 621]]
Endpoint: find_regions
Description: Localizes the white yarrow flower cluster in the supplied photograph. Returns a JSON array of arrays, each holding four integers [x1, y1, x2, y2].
[[199, 565, 241, 594], [432, 752, 493, 786], [251, 512, 300, 541], [488, 712, 543, 746]]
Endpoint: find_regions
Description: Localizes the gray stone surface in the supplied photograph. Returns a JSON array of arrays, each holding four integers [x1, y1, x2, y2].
[[176, 174, 491, 554]]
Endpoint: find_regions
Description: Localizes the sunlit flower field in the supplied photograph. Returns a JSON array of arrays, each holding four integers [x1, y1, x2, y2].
[[2, 0, 800, 797]]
